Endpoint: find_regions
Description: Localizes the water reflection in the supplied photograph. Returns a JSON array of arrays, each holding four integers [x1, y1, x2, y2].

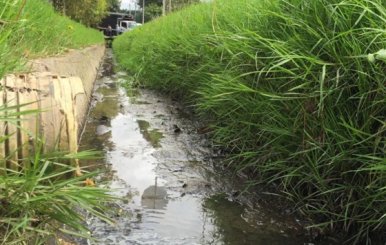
[[137, 119, 164, 148], [91, 88, 119, 121], [202, 195, 303, 245], [141, 187, 168, 210]]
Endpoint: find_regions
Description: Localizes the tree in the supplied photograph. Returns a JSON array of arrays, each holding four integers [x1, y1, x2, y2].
[[136, 0, 163, 8], [66, 0, 108, 26], [143, 3, 162, 22], [107, 0, 121, 12], [49, 0, 118, 26], [136, 0, 199, 22], [168, 0, 200, 12], [136, 0, 199, 13]]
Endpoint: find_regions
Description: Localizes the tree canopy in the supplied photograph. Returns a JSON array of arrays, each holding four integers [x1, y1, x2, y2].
[[50, 0, 121, 26], [107, 0, 121, 11], [136, 0, 199, 10], [136, 0, 200, 22], [136, 0, 163, 8]]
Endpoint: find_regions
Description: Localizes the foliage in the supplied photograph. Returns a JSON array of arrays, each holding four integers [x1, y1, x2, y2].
[[0, 103, 117, 244], [136, 0, 200, 21], [113, 0, 386, 243], [0, 0, 104, 79], [136, 0, 163, 8], [136, 0, 199, 9], [166, 0, 200, 12], [49, 0, 113, 26], [0, 0, 20, 78], [107, 0, 121, 12], [143, 3, 162, 22], [0, 153, 116, 244]]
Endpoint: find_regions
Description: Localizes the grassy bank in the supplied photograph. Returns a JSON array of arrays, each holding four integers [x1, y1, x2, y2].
[[0, 0, 104, 79], [113, 0, 386, 243], [1, 0, 112, 243]]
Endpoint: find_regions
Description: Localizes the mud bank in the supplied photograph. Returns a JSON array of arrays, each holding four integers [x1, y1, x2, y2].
[[0, 45, 105, 166]]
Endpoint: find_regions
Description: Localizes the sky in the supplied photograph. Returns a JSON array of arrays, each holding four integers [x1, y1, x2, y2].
[[120, 0, 137, 10]]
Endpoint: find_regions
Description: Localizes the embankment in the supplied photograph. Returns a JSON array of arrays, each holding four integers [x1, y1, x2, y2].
[[30, 44, 105, 130], [0, 45, 105, 168], [113, 0, 385, 243], [0, 0, 104, 79]]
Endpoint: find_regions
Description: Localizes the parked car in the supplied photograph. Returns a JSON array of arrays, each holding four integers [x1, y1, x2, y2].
[[116, 20, 137, 34]]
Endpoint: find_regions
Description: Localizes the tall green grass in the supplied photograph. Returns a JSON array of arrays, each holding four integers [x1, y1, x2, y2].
[[114, 0, 386, 243], [0, 104, 116, 244], [0, 0, 20, 78], [0, 0, 104, 79]]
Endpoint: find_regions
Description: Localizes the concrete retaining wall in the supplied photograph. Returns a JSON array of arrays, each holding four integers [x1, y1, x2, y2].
[[30, 45, 105, 130], [0, 45, 105, 171]]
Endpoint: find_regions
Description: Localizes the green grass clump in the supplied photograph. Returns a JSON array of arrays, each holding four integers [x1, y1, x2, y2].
[[114, 0, 386, 243], [0, 0, 104, 79], [0, 104, 116, 244]]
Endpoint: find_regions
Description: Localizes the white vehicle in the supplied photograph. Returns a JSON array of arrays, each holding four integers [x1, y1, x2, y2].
[[116, 19, 138, 34]]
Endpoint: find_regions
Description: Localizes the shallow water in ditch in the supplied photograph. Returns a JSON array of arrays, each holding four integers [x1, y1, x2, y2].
[[78, 50, 312, 245]]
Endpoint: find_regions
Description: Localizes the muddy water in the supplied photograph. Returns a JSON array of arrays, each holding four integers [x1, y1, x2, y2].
[[79, 51, 310, 245]]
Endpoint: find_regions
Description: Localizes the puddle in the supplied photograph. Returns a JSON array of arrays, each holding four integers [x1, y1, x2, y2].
[[79, 50, 313, 245]]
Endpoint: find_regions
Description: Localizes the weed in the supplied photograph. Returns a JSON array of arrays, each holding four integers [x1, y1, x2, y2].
[[0, 103, 117, 244]]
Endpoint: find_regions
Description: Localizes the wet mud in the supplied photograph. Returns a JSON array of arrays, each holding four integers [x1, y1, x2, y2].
[[79, 50, 315, 245]]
